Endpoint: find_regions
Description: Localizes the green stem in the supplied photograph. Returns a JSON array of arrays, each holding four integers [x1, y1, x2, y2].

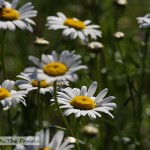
[[53, 81, 73, 136], [135, 30, 149, 150], [49, 125, 66, 131], [118, 42, 137, 123], [118, 42, 136, 112], [138, 30, 149, 125], [80, 122, 88, 150], [40, 95, 43, 128], [118, 41, 143, 149], [7, 109, 13, 136], [95, 53, 99, 81], [37, 49, 43, 129], [0, 31, 7, 80], [140, 29, 149, 92], [53, 81, 80, 150], [99, 119, 104, 150], [38, 48, 42, 61], [37, 82, 43, 129], [74, 117, 82, 137], [0, 111, 4, 150], [1, 31, 13, 136]]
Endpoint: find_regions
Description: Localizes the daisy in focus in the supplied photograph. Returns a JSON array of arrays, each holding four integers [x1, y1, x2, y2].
[[54, 81, 116, 119], [16, 72, 69, 94], [137, 13, 150, 28], [24, 50, 87, 82], [15, 129, 74, 150], [0, 0, 37, 31], [46, 12, 102, 41], [0, 80, 26, 110]]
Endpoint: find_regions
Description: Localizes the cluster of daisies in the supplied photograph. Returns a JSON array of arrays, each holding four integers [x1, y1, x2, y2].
[[0, 0, 118, 149], [0, 50, 116, 149], [0, 0, 116, 118], [1, 49, 116, 119]]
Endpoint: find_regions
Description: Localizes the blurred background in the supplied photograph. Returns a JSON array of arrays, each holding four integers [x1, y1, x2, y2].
[[1, 0, 150, 150]]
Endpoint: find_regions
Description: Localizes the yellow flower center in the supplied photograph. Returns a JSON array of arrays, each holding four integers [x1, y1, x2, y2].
[[38, 148, 51, 150], [31, 80, 50, 88], [64, 18, 86, 30], [43, 62, 68, 76], [0, 88, 11, 100], [70, 96, 96, 110], [0, 8, 19, 21]]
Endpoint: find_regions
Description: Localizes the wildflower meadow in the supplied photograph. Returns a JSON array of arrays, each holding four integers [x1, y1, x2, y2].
[[0, 0, 150, 150]]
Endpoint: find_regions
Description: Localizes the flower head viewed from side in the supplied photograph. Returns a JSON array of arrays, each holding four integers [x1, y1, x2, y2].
[[15, 129, 74, 150], [0, 80, 26, 110], [137, 13, 150, 28], [0, 0, 37, 31], [54, 81, 116, 119], [34, 37, 50, 49], [24, 50, 87, 82], [46, 12, 102, 41], [16, 72, 69, 94]]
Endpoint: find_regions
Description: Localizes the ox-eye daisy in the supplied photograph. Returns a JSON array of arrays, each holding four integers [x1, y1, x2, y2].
[[55, 81, 116, 119], [16, 72, 69, 94], [0, 80, 26, 110], [137, 13, 150, 28], [24, 50, 87, 82], [15, 129, 74, 150], [0, 0, 37, 31], [46, 12, 102, 41]]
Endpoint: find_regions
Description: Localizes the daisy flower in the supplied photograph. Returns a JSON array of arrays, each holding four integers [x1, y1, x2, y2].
[[24, 50, 87, 82], [46, 12, 102, 41], [15, 129, 74, 150], [54, 81, 116, 119], [137, 13, 150, 28], [16, 72, 69, 94], [0, 80, 26, 110], [0, 0, 37, 31]]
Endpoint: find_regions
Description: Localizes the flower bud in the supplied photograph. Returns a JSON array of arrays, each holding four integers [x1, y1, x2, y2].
[[87, 42, 104, 53], [34, 37, 50, 49], [113, 31, 125, 40], [81, 124, 99, 139]]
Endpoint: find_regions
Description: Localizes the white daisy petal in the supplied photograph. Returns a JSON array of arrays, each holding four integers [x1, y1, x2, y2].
[[2, 80, 14, 91], [58, 92, 72, 100], [97, 96, 116, 105], [6, 21, 16, 31], [57, 12, 67, 20], [62, 28, 72, 36], [84, 20, 91, 25], [88, 111, 96, 119], [28, 56, 43, 68], [11, 0, 18, 9], [60, 105, 72, 108], [95, 88, 108, 103], [13, 20, 27, 30], [18, 83, 33, 89], [45, 128, 50, 146], [80, 86, 87, 95], [87, 81, 97, 97], [102, 102, 117, 108], [80, 110, 87, 116]]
